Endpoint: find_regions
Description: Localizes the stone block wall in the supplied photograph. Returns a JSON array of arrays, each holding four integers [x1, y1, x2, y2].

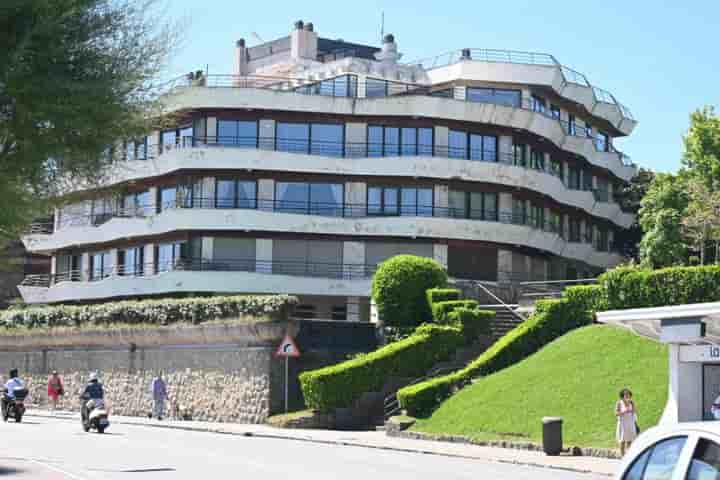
[[0, 346, 274, 424]]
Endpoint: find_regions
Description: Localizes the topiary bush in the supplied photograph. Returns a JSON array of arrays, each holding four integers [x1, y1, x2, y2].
[[299, 324, 464, 412], [426, 288, 461, 308], [0, 295, 298, 330], [448, 308, 494, 343], [431, 300, 480, 324], [398, 298, 592, 417], [564, 285, 607, 313], [371, 255, 448, 329]]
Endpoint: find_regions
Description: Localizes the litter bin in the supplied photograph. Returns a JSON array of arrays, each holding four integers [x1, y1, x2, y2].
[[542, 417, 563, 455]]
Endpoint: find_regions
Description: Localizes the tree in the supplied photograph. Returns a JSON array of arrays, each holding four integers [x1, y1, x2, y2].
[[638, 173, 689, 268], [681, 178, 720, 264], [682, 106, 720, 189], [0, 0, 176, 240], [613, 168, 654, 259]]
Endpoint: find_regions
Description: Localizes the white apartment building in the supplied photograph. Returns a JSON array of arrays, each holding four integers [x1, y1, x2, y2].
[[19, 21, 638, 321]]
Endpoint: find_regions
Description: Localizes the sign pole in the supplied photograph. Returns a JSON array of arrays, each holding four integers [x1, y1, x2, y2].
[[284, 356, 289, 413]]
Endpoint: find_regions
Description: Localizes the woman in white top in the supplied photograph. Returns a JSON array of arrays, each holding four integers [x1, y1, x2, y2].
[[616, 388, 638, 456]]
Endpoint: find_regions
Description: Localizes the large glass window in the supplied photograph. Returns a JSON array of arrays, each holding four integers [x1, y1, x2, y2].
[[158, 186, 177, 212], [531, 150, 545, 171], [597, 228, 609, 251], [450, 130, 498, 161], [530, 95, 546, 114], [569, 218, 581, 242], [275, 182, 343, 216], [550, 104, 561, 120], [125, 139, 147, 161], [583, 171, 594, 191], [214, 179, 257, 209], [276, 122, 310, 154], [530, 204, 545, 230], [367, 126, 432, 157], [311, 124, 344, 157], [513, 144, 527, 167], [296, 74, 358, 98], [217, 120, 258, 147], [119, 247, 144, 276], [216, 179, 237, 209], [90, 251, 114, 280], [91, 197, 114, 226], [365, 78, 388, 98], [550, 158, 563, 180], [157, 242, 184, 272], [368, 186, 433, 217], [448, 191, 499, 221], [449, 130, 468, 159], [466, 87, 521, 108], [122, 191, 151, 216], [568, 167, 581, 190], [596, 131, 610, 152]]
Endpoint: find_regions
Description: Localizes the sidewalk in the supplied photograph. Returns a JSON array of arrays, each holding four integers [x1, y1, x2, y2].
[[28, 409, 619, 477]]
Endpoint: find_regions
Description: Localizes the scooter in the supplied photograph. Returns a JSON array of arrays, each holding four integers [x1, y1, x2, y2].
[[81, 398, 110, 433], [1, 387, 29, 422]]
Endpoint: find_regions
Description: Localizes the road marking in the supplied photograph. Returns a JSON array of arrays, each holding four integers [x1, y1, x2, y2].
[[26, 459, 91, 480]]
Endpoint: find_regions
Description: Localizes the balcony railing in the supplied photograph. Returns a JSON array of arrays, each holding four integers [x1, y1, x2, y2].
[[21, 259, 378, 288]]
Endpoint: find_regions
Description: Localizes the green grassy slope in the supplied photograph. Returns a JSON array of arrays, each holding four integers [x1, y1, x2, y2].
[[412, 325, 668, 448]]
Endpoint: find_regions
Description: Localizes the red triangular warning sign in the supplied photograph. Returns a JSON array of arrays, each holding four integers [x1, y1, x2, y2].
[[275, 334, 301, 358]]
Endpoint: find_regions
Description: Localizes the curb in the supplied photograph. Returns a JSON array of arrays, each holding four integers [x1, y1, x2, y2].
[[27, 411, 613, 477]]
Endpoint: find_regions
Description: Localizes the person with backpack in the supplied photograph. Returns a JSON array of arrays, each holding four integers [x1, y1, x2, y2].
[[47, 370, 64, 412]]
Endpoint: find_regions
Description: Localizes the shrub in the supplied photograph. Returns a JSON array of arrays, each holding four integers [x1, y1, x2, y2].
[[600, 264, 720, 310], [0, 295, 298, 330], [371, 255, 448, 329], [448, 308, 494, 343], [299, 324, 464, 412], [398, 298, 592, 417], [426, 288, 461, 308], [564, 285, 607, 313], [431, 300, 480, 324]]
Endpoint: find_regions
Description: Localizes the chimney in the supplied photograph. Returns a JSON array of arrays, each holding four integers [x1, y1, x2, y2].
[[290, 20, 318, 61], [235, 38, 249, 75], [374, 33, 402, 64]]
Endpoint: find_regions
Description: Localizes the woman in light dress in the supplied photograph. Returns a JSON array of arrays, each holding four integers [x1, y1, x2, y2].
[[616, 388, 638, 456]]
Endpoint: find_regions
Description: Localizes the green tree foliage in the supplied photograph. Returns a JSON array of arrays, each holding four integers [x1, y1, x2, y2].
[[638, 173, 689, 267], [682, 106, 720, 189], [614, 168, 654, 259], [0, 0, 176, 239]]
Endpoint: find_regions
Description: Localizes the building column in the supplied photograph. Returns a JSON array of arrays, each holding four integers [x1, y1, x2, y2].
[[144, 244, 156, 275], [201, 237, 214, 262], [356, 75, 367, 99], [608, 181, 614, 203], [497, 249, 513, 282], [81, 252, 91, 281], [206, 117, 217, 145], [525, 255, 533, 281], [346, 297, 361, 322], [342, 241, 365, 279], [345, 182, 367, 217], [544, 152, 551, 173], [345, 122, 367, 157], [433, 243, 448, 269], [499, 192, 513, 219], [256, 238, 273, 274], [109, 248, 119, 276], [259, 119, 276, 150], [434, 184, 448, 215], [258, 179, 275, 211], [434, 126, 449, 157], [50, 256, 57, 276]]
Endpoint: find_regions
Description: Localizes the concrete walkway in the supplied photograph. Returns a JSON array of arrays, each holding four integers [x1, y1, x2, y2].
[[27, 409, 619, 477]]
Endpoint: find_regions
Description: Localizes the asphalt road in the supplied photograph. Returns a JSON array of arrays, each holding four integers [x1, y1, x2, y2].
[[1, 416, 608, 480]]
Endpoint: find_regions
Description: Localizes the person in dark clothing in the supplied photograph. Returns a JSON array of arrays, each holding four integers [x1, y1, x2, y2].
[[80, 372, 105, 423]]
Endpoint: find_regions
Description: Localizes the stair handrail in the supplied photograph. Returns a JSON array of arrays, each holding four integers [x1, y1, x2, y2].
[[382, 364, 462, 419], [472, 280, 527, 322]]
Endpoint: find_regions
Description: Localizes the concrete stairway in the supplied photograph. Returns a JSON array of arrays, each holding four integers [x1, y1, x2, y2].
[[478, 305, 526, 340]]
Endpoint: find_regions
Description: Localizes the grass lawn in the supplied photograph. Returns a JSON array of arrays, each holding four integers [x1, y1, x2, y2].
[[412, 325, 668, 448]]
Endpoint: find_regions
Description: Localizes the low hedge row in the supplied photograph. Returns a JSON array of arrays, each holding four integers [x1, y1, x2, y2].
[[449, 308, 494, 343], [299, 324, 464, 412], [426, 288, 461, 307], [0, 295, 298, 329], [563, 285, 607, 313], [601, 265, 720, 310], [432, 300, 480, 324], [397, 298, 592, 417]]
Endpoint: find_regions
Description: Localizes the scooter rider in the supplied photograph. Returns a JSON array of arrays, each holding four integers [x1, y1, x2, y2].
[[2, 369, 25, 414], [80, 372, 104, 422]]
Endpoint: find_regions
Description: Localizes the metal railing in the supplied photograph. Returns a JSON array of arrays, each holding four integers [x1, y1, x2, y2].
[[518, 277, 598, 301], [21, 259, 378, 288]]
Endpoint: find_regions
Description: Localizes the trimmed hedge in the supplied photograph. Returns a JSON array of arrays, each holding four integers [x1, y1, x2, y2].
[[0, 295, 298, 329], [426, 288, 461, 308], [371, 255, 448, 328], [600, 265, 720, 310], [564, 285, 607, 313], [299, 324, 464, 412], [449, 308, 494, 343], [431, 300, 480, 324], [398, 298, 592, 417]]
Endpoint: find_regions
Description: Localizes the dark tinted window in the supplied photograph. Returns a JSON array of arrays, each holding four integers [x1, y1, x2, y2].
[[622, 437, 687, 480], [688, 438, 720, 480], [466, 87, 521, 107]]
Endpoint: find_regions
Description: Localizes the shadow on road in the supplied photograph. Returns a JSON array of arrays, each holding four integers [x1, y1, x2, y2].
[[0, 466, 23, 476]]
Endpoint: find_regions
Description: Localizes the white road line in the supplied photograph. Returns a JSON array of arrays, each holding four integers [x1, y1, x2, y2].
[[27, 458, 94, 480]]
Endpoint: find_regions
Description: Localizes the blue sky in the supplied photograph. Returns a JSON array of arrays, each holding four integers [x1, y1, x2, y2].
[[164, 0, 719, 173]]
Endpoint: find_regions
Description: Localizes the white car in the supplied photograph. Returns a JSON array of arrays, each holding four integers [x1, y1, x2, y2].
[[615, 422, 720, 480]]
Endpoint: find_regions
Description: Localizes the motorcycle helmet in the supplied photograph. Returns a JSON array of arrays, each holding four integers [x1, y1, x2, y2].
[[9, 369, 18, 379], [89, 372, 98, 382]]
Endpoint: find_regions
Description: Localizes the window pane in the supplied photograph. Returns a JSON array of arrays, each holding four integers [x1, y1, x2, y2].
[[449, 130, 467, 159], [216, 179, 236, 208], [417, 188, 433, 217], [688, 439, 720, 480], [161, 130, 176, 150], [160, 187, 177, 211], [311, 124, 344, 157], [448, 191, 466, 218], [469, 192, 484, 220], [384, 187, 398, 215], [158, 244, 174, 272], [366, 78, 387, 98], [276, 182, 309, 213], [179, 125, 193, 147], [368, 126, 383, 157], [484, 193, 497, 220], [484, 136, 497, 162], [622, 448, 651, 480], [494, 89, 521, 107], [236, 121, 258, 147], [401, 128, 418, 156], [400, 188, 417, 216], [277, 123, 310, 153], [514, 144, 527, 167], [368, 187, 382, 215], [466, 88, 493, 104], [217, 120, 237, 145], [418, 128, 433, 156], [310, 183, 343, 216], [238, 181, 257, 209], [469, 134, 483, 161], [384, 127, 400, 156], [642, 437, 686, 480]]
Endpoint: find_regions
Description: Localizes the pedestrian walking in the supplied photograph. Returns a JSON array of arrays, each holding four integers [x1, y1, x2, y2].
[[616, 388, 639, 456], [150, 372, 168, 420], [47, 370, 64, 412]]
